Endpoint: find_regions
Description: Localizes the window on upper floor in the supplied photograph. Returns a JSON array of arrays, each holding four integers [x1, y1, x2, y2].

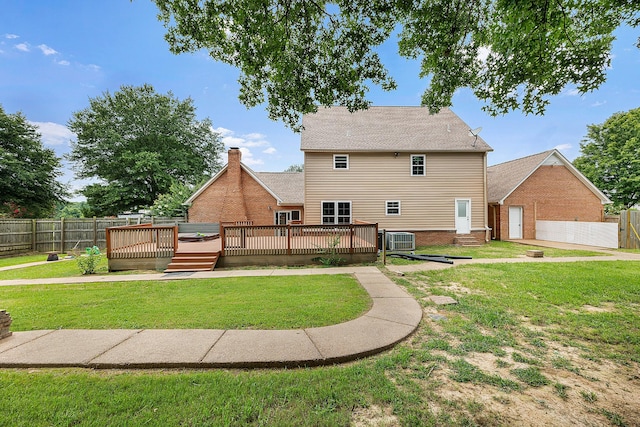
[[322, 201, 351, 224], [333, 154, 349, 170], [386, 201, 401, 216], [411, 154, 425, 176]]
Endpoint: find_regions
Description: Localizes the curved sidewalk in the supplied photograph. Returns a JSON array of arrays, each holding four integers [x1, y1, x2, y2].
[[0, 267, 422, 369]]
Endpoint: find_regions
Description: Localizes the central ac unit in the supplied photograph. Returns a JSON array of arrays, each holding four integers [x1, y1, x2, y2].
[[386, 232, 415, 251]]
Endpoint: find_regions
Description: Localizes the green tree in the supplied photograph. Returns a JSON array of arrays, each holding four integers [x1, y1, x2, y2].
[[150, 182, 195, 217], [154, 0, 639, 129], [284, 164, 304, 172], [67, 84, 224, 216], [573, 107, 640, 211], [0, 105, 66, 217]]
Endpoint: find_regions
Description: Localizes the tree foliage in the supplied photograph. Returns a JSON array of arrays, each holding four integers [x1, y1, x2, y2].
[[67, 84, 224, 216], [154, 0, 639, 129], [573, 107, 640, 210], [150, 182, 195, 217], [0, 105, 66, 217], [284, 164, 304, 172]]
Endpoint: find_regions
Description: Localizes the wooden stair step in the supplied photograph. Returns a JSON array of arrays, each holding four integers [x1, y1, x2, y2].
[[164, 252, 220, 273]]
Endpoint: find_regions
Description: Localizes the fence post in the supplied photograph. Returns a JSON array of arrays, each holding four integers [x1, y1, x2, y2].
[[31, 219, 37, 252], [287, 224, 292, 256], [60, 217, 65, 253], [92, 217, 97, 247]]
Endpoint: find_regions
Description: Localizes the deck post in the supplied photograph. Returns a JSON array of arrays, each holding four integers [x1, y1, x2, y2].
[[287, 224, 292, 256], [105, 227, 112, 258], [220, 225, 225, 256], [350, 224, 354, 254], [173, 225, 178, 255]]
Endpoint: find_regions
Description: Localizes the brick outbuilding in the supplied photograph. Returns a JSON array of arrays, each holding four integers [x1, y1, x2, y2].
[[185, 147, 303, 225], [487, 150, 611, 240]]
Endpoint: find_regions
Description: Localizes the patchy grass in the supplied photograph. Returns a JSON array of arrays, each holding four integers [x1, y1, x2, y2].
[[3, 261, 639, 426], [382, 241, 607, 265], [0, 275, 369, 330]]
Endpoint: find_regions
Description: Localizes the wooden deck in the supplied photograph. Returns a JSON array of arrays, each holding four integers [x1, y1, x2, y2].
[[107, 223, 378, 271]]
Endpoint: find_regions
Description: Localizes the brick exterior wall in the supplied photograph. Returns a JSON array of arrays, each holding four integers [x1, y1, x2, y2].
[[492, 165, 604, 240], [188, 148, 303, 225]]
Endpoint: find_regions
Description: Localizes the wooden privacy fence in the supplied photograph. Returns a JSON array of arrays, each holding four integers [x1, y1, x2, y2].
[[620, 209, 640, 249], [0, 217, 184, 255], [221, 223, 379, 257], [106, 224, 178, 259]]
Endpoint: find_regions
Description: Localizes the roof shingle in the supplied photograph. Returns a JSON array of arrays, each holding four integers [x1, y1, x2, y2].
[[301, 106, 492, 152]]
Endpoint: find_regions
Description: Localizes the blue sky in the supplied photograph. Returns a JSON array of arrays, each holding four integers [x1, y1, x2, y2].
[[2, 1, 639, 201]]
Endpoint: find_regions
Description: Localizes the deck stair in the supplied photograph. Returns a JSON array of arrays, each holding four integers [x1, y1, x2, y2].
[[164, 252, 220, 273], [453, 235, 482, 247]]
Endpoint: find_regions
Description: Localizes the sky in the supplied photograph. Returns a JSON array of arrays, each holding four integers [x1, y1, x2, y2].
[[1, 1, 639, 202]]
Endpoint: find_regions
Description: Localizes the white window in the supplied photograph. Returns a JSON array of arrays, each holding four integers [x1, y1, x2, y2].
[[411, 154, 425, 176], [386, 201, 401, 216], [333, 154, 349, 170], [322, 201, 351, 224], [275, 210, 301, 225]]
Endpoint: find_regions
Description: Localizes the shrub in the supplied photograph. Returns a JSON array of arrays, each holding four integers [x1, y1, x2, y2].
[[76, 246, 102, 275]]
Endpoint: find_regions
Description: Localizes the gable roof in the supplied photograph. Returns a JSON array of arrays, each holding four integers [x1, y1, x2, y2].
[[487, 149, 611, 204], [300, 106, 492, 152], [185, 165, 304, 206]]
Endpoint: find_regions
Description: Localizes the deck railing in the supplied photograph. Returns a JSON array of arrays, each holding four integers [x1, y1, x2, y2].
[[221, 222, 378, 257], [106, 224, 178, 259]]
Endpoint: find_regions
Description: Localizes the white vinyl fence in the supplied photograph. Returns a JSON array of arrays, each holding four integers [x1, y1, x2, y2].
[[536, 220, 618, 249]]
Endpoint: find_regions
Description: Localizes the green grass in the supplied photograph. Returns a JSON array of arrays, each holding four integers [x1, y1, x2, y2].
[[413, 261, 640, 361], [0, 275, 370, 330], [383, 241, 607, 265], [0, 365, 404, 427], [0, 253, 62, 268], [0, 256, 109, 279], [2, 261, 638, 426]]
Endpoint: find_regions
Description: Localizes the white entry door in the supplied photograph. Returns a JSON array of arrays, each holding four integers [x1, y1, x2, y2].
[[455, 199, 471, 234], [509, 206, 523, 239]]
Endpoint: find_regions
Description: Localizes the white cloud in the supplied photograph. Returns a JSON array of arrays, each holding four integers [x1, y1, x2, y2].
[[553, 143, 572, 152], [590, 100, 607, 107], [37, 44, 58, 55], [14, 42, 29, 52], [57, 59, 70, 66], [213, 126, 233, 137], [215, 127, 275, 168], [5, 34, 19, 39], [563, 88, 581, 97], [30, 121, 76, 146]]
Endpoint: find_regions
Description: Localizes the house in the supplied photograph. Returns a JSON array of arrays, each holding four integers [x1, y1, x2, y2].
[[185, 147, 304, 225], [300, 106, 493, 245], [186, 106, 493, 246], [487, 149, 611, 240]]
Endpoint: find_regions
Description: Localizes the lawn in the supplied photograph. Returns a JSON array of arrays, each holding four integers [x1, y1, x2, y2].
[[0, 275, 370, 330], [2, 260, 639, 426], [0, 253, 63, 268], [0, 255, 108, 279], [383, 241, 608, 265]]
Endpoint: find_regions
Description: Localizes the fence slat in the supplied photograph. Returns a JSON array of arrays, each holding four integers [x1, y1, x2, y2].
[[0, 217, 185, 255]]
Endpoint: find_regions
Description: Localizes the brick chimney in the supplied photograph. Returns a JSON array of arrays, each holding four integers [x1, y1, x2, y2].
[[222, 147, 248, 222]]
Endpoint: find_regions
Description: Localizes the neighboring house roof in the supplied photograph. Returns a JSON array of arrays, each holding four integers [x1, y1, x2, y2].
[[487, 149, 611, 205], [300, 106, 493, 152], [184, 165, 304, 206], [253, 172, 304, 205]]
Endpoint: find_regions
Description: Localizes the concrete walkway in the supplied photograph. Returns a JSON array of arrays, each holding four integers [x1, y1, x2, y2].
[[0, 266, 422, 369]]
